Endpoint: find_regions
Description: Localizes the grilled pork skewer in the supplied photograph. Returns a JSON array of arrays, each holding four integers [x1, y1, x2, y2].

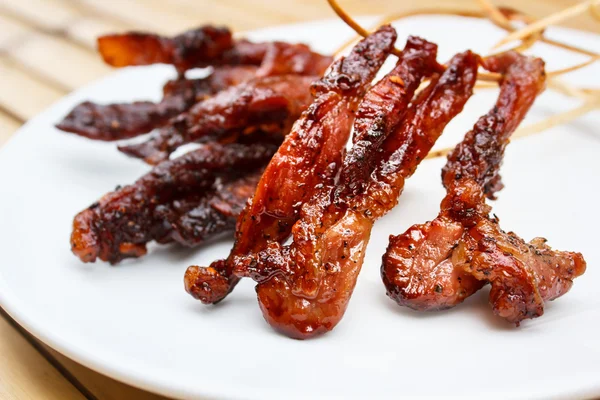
[[381, 52, 586, 324], [184, 25, 399, 308], [71, 141, 277, 264]]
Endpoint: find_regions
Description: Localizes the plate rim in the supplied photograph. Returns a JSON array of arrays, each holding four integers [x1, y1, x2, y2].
[[0, 16, 599, 400]]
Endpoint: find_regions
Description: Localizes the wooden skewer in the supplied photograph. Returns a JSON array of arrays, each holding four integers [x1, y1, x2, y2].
[[547, 80, 595, 100], [376, 5, 598, 58], [479, 3, 544, 53], [377, 7, 486, 22], [479, 2, 598, 57], [329, 1, 503, 81], [333, 19, 383, 57], [339, 4, 598, 59], [592, 1, 600, 21], [326, 0, 600, 157], [494, 0, 600, 48], [476, 71, 502, 82], [399, 6, 595, 77], [395, 4, 597, 93], [512, 99, 600, 139], [541, 36, 598, 57], [326, 0, 370, 37], [425, 99, 600, 160], [486, 30, 540, 54], [497, 6, 598, 56], [477, 0, 512, 29], [475, 80, 595, 101], [548, 55, 599, 76]]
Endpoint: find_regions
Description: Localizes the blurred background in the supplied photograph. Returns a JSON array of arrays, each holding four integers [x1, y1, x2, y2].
[[0, 1, 598, 399], [0, 0, 599, 148]]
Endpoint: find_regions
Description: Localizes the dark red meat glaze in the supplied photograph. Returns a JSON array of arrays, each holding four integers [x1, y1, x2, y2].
[[56, 66, 258, 141], [118, 74, 318, 164], [184, 26, 399, 308], [71, 142, 275, 264], [382, 52, 586, 324], [244, 49, 476, 339]]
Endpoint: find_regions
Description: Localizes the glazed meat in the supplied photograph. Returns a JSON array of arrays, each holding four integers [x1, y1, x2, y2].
[[56, 66, 258, 141], [464, 211, 587, 324], [118, 74, 317, 164], [381, 52, 586, 324], [57, 39, 332, 142], [97, 25, 333, 75], [156, 171, 262, 247], [71, 142, 275, 264], [255, 42, 333, 77], [381, 52, 546, 311], [66, 28, 334, 263], [185, 34, 480, 339], [242, 48, 475, 339], [184, 25, 399, 306], [98, 25, 264, 73]]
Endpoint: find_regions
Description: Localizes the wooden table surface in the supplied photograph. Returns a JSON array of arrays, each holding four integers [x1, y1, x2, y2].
[[0, 0, 597, 398]]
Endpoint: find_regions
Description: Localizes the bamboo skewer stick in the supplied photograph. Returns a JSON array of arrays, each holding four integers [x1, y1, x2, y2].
[[327, 0, 600, 156], [480, 2, 599, 78], [541, 36, 597, 57], [494, 0, 600, 47], [332, 3, 598, 79], [512, 99, 599, 140], [479, 3, 544, 53], [477, 0, 512, 29], [425, 100, 600, 160], [548, 55, 599, 76], [328, 1, 502, 82], [548, 80, 595, 101], [326, 0, 370, 37], [592, 1, 600, 21], [469, 3, 599, 57], [337, 5, 598, 59], [474, 80, 595, 101]]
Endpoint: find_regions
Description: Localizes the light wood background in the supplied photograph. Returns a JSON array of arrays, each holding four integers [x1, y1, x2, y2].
[[0, 0, 597, 398]]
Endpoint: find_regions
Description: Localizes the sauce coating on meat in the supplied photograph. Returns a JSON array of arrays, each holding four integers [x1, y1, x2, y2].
[[56, 66, 258, 141], [466, 216, 586, 323], [58, 39, 332, 142], [185, 34, 479, 339], [381, 51, 586, 324], [98, 26, 262, 73], [118, 75, 317, 164], [185, 25, 398, 307], [256, 42, 333, 78], [71, 142, 275, 264], [66, 27, 334, 264], [245, 48, 474, 339]]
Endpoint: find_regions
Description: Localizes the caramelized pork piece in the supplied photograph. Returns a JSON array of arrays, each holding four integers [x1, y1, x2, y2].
[[164, 171, 260, 247], [185, 25, 399, 306], [382, 52, 586, 324], [337, 37, 443, 198], [244, 49, 475, 339], [98, 25, 333, 76], [384, 215, 482, 311], [382, 52, 546, 311], [382, 175, 490, 311], [466, 217, 586, 324], [58, 39, 332, 142], [71, 142, 275, 264], [256, 42, 333, 77], [56, 66, 258, 141], [118, 74, 317, 164], [98, 26, 261, 73], [186, 37, 478, 339]]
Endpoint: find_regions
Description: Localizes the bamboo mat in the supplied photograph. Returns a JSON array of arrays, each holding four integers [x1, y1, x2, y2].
[[0, 0, 597, 398]]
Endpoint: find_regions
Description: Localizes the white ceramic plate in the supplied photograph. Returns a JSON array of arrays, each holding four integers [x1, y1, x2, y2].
[[0, 16, 599, 400]]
